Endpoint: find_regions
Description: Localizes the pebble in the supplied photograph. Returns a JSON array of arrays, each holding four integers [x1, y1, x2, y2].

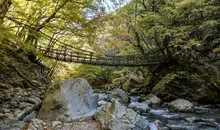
[[27, 97, 42, 105], [52, 121, 62, 127], [3, 109, 11, 113]]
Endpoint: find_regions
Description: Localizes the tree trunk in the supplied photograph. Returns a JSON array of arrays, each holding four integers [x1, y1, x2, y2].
[[0, 0, 12, 25]]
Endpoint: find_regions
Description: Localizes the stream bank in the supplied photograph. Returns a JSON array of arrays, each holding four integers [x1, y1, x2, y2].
[[1, 78, 220, 130]]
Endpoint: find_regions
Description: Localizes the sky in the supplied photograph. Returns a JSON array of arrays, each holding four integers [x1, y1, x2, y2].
[[103, 0, 131, 13], [86, 0, 131, 19]]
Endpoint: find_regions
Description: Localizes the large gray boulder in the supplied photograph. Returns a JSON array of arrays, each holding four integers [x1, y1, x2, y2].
[[168, 99, 193, 112], [38, 78, 98, 121], [95, 99, 153, 130]]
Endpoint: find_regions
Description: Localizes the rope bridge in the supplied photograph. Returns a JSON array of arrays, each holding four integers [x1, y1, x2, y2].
[[36, 45, 166, 66], [34, 43, 219, 67], [5, 17, 219, 67]]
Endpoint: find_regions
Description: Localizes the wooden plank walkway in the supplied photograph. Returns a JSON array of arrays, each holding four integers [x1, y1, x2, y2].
[[36, 45, 167, 66], [35, 44, 219, 67]]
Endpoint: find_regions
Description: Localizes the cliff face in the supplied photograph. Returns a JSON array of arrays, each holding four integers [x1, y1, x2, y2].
[[0, 43, 51, 126]]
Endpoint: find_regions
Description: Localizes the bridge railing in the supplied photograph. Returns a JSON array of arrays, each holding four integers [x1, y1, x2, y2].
[[35, 45, 166, 66]]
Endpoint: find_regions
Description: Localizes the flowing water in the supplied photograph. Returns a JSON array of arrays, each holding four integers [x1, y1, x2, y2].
[[130, 96, 220, 130]]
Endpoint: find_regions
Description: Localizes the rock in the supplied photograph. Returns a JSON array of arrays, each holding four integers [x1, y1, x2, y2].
[[0, 112, 5, 118], [148, 123, 158, 130], [161, 113, 184, 120], [149, 110, 168, 115], [27, 97, 42, 105], [216, 104, 220, 107], [96, 93, 107, 101], [133, 117, 150, 130], [52, 121, 62, 127], [194, 106, 210, 113], [98, 100, 107, 107], [38, 78, 99, 121], [4, 113, 15, 120], [104, 84, 115, 91], [95, 99, 150, 130], [168, 99, 193, 112], [10, 101, 18, 108], [153, 120, 164, 128], [166, 123, 199, 130], [151, 72, 220, 104], [26, 118, 46, 130], [3, 108, 11, 113], [144, 94, 161, 105], [5, 93, 12, 101], [19, 102, 33, 109], [108, 88, 129, 103], [23, 111, 37, 122], [54, 121, 101, 130], [128, 102, 150, 113], [185, 116, 197, 123]]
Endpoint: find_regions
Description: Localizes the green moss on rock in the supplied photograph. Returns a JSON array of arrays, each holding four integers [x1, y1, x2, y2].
[[151, 71, 220, 104]]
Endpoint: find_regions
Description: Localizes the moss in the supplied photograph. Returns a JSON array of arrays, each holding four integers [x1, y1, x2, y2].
[[122, 79, 131, 91], [151, 71, 220, 103], [112, 77, 126, 88], [0, 43, 51, 90]]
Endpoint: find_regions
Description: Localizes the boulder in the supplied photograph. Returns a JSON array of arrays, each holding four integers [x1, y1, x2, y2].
[[151, 72, 220, 104], [128, 102, 150, 113], [144, 94, 161, 105], [38, 78, 99, 121], [95, 99, 152, 130], [107, 88, 129, 103], [168, 99, 194, 112]]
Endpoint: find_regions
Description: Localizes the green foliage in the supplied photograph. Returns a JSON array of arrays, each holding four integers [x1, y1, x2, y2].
[[73, 65, 114, 83]]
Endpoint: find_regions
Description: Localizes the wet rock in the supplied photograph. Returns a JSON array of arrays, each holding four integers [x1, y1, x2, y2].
[[161, 113, 184, 120], [216, 104, 220, 108], [194, 106, 210, 113], [133, 117, 150, 130], [38, 78, 99, 121], [166, 123, 199, 130], [168, 99, 193, 112], [149, 110, 168, 115], [185, 116, 197, 123], [153, 120, 164, 128], [148, 123, 158, 130], [128, 102, 150, 113], [108, 88, 129, 103]]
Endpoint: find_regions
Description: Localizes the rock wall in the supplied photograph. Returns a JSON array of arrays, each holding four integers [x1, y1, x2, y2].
[[0, 43, 51, 128]]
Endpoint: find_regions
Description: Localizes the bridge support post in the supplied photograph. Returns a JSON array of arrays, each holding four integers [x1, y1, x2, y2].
[[77, 52, 79, 62], [90, 52, 93, 63]]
